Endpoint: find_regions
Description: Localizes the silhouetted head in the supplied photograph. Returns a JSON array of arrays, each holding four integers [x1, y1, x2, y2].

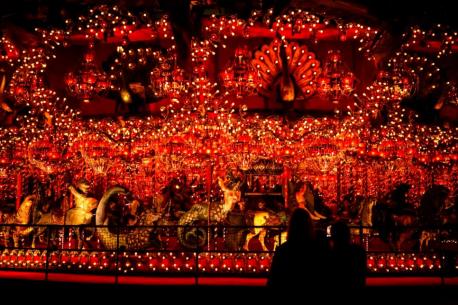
[[287, 208, 314, 245], [330, 221, 351, 246]]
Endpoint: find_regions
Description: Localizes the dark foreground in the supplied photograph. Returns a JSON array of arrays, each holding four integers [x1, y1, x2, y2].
[[0, 279, 456, 305]]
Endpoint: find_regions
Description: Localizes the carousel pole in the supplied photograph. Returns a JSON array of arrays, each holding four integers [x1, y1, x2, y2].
[[336, 161, 341, 205], [283, 164, 291, 210], [207, 160, 213, 250], [365, 159, 371, 251], [16, 172, 22, 211], [362, 131, 370, 252]]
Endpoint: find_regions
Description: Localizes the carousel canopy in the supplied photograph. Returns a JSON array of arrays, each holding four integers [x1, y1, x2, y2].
[[0, 0, 457, 183], [1, 0, 457, 122]]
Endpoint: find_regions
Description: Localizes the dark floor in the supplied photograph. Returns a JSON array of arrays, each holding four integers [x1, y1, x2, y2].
[[0, 279, 456, 305]]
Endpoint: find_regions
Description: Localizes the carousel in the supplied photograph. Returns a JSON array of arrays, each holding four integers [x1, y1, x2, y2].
[[0, 1, 457, 281]]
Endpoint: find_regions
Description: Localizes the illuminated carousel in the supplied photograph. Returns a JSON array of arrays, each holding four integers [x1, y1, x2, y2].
[[0, 1, 457, 284]]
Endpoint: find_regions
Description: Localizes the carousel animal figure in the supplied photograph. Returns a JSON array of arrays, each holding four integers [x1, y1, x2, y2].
[[96, 186, 161, 250], [244, 179, 330, 251], [339, 188, 360, 221], [346, 196, 377, 250], [160, 176, 198, 221], [1, 195, 37, 247], [177, 177, 241, 249], [243, 200, 287, 251], [289, 180, 327, 221], [30, 195, 69, 248], [243, 179, 329, 251], [358, 196, 377, 232], [346, 196, 377, 229], [64, 179, 98, 249], [417, 185, 452, 251], [372, 184, 417, 251]]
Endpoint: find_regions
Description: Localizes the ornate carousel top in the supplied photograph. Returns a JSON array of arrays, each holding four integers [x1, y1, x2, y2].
[[0, 0, 457, 206]]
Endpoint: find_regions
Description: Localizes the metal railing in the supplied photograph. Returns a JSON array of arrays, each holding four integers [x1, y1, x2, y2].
[[0, 223, 456, 282]]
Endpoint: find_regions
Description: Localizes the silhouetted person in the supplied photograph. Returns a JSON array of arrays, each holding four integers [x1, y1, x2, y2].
[[329, 221, 366, 290], [267, 208, 329, 292]]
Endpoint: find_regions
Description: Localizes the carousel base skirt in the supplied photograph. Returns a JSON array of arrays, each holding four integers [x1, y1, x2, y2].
[[0, 270, 457, 286]]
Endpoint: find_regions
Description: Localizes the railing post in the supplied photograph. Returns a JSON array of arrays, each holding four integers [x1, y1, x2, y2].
[[44, 224, 51, 282], [194, 224, 200, 287], [115, 225, 119, 285], [440, 246, 445, 286]]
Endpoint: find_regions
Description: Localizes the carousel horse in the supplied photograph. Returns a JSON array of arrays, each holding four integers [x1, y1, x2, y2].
[[359, 197, 377, 231], [243, 180, 328, 251], [290, 180, 327, 221], [64, 179, 98, 249], [177, 177, 241, 249], [349, 196, 377, 235], [1, 195, 37, 247], [160, 176, 201, 220], [372, 184, 417, 251], [30, 195, 69, 248], [243, 208, 287, 251], [95, 186, 161, 250], [243, 180, 329, 251], [417, 185, 452, 251]]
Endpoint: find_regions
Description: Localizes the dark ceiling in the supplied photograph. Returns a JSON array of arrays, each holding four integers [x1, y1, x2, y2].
[[2, 0, 457, 32]]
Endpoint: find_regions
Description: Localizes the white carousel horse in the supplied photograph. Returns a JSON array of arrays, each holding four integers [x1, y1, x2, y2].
[[243, 211, 288, 251]]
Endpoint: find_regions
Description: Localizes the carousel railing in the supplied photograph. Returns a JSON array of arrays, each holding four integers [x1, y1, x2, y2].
[[0, 224, 456, 280]]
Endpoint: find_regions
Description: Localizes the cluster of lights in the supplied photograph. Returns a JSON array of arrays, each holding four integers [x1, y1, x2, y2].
[[220, 46, 259, 98], [64, 5, 164, 45], [0, 249, 47, 269], [204, 9, 379, 58], [65, 44, 111, 103], [0, 35, 19, 65], [1, 105, 456, 202], [403, 25, 458, 59], [435, 81, 458, 110], [110, 46, 165, 93], [190, 39, 214, 77], [8, 48, 49, 104], [317, 50, 356, 104], [0, 248, 450, 275], [14, 89, 81, 145], [367, 253, 442, 273], [0, 249, 274, 274]]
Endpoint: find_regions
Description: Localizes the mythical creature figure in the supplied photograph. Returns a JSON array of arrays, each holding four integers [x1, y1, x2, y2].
[[95, 186, 160, 250], [178, 177, 241, 249]]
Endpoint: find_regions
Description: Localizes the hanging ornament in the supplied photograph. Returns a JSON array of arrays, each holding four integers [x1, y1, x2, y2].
[[65, 44, 110, 103], [252, 38, 321, 102]]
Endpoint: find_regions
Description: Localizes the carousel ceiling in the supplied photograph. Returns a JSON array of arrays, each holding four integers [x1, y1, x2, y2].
[[0, 1, 457, 169], [1, 1, 457, 121], [0, 0, 456, 206]]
